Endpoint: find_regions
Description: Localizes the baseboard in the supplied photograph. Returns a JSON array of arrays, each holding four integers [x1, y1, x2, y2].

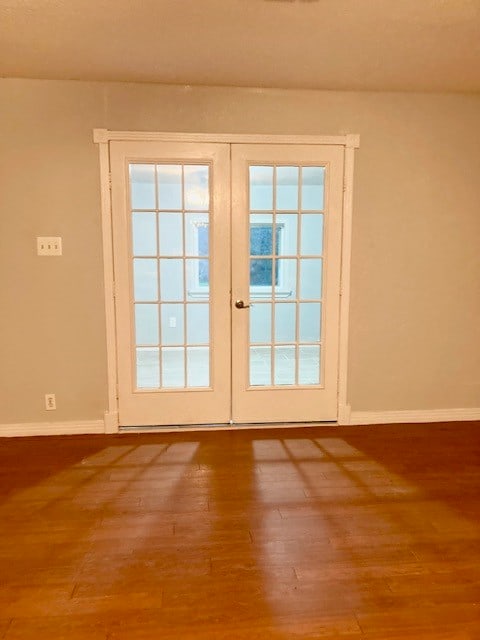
[[0, 420, 105, 438], [2, 409, 478, 437], [349, 408, 480, 426]]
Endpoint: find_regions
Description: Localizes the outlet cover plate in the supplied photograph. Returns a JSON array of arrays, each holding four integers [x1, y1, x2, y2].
[[37, 237, 62, 256]]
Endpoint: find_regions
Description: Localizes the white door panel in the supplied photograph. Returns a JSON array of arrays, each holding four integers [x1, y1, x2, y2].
[[231, 144, 344, 422], [110, 141, 231, 425]]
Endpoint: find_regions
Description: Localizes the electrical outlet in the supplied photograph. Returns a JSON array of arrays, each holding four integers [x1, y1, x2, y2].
[[45, 394, 56, 410], [169, 317, 177, 328], [37, 237, 62, 256]]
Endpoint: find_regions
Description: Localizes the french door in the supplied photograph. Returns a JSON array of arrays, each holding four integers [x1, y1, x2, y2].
[[110, 140, 344, 426]]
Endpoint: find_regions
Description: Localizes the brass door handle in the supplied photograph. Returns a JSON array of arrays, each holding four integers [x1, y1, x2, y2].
[[235, 300, 251, 309]]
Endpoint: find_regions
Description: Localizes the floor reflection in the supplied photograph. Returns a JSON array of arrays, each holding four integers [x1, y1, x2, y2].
[[0, 424, 478, 638]]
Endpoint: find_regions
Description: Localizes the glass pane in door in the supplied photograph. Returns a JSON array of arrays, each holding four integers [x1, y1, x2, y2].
[[248, 165, 325, 387], [129, 163, 211, 390]]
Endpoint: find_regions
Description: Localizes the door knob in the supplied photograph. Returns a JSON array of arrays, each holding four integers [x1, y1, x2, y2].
[[235, 300, 251, 309]]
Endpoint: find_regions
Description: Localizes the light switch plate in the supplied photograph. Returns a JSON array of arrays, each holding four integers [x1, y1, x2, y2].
[[37, 237, 62, 256]]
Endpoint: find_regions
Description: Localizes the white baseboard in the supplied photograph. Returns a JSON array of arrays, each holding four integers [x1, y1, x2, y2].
[[349, 408, 480, 426], [0, 420, 105, 438], [2, 408, 478, 437]]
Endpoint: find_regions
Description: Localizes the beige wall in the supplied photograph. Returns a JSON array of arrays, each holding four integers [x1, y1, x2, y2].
[[1, 78, 479, 425]]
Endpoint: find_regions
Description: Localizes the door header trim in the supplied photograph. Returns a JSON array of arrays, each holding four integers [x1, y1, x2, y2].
[[93, 129, 360, 149]]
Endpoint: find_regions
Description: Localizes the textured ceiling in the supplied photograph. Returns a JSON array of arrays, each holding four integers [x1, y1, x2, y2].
[[1, 0, 480, 92]]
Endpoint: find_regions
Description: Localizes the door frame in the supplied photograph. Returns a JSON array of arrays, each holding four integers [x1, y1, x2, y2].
[[93, 129, 360, 433]]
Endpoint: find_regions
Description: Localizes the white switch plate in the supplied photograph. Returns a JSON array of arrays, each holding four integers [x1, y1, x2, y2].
[[37, 237, 62, 256]]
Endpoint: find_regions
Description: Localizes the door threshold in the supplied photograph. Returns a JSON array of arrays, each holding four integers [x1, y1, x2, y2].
[[119, 421, 338, 434]]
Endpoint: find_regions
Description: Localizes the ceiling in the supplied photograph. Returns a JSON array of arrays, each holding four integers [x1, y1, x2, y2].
[[1, 0, 480, 92]]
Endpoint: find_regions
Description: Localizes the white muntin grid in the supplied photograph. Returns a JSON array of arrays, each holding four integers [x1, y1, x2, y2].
[[128, 162, 212, 390], [247, 164, 326, 388], [128, 161, 326, 391]]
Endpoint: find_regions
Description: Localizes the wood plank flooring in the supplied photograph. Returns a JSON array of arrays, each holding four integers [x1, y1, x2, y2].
[[0, 422, 479, 639]]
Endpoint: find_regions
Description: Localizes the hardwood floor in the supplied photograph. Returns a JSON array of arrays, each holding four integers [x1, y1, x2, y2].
[[0, 422, 479, 639]]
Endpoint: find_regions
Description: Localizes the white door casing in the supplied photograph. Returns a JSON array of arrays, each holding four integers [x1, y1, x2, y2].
[[94, 131, 359, 430]]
